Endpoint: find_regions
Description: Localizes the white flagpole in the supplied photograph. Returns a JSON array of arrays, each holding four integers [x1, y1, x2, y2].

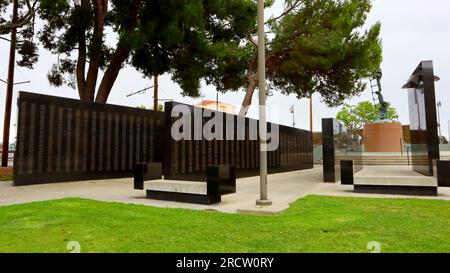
[[256, 0, 271, 207]]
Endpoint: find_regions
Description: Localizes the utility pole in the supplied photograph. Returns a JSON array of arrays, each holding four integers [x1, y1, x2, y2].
[[310, 94, 313, 132], [153, 75, 159, 111], [1, 0, 18, 167], [437, 101, 442, 143], [448, 120, 450, 144], [256, 0, 271, 207], [216, 92, 219, 111], [292, 108, 295, 128]]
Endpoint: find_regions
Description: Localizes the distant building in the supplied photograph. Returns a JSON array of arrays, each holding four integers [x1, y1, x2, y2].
[[195, 100, 236, 114]]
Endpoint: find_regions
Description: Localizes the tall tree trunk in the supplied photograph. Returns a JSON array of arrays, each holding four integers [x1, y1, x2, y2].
[[94, 0, 138, 103], [95, 47, 130, 103], [238, 76, 257, 116], [239, 53, 276, 116], [75, 0, 88, 101], [84, 0, 108, 101], [239, 57, 258, 116]]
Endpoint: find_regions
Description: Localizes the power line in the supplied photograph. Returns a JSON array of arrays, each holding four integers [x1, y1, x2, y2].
[[126, 86, 154, 97]]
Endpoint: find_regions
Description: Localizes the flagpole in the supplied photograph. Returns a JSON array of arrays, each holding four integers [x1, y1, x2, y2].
[[255, 0, 271, 207], [293, 108, 295, 128]]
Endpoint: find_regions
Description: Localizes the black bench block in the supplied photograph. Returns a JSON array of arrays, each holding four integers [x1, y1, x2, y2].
[[437, 160, 450, 187], [134, 162, 162, 190], [207, 165, 236, 195], [146, 190, 221, 205], [340, 160, 354, 185], [354, 185, 438, 196]]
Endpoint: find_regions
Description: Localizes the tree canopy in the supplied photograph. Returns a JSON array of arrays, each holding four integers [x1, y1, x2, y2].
[[336, 101, 399, 130], [237, 0, 383, 115], [37, 0, 256, 103], [0, 0, 39, 68]]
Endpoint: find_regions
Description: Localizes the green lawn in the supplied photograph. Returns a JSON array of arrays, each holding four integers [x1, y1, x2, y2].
[[1, 196, 450, 253]]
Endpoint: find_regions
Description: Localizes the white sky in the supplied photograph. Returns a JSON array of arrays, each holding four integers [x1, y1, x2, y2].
[[1, 0, 450, 142]]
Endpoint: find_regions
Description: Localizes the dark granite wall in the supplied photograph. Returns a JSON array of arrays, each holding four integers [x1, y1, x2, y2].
[[13, 94, 313, 185], [322, 118, 363, 183], [403, 61, 440, 176], [164, 102, 313, 181], [13, 92, 165, 185]]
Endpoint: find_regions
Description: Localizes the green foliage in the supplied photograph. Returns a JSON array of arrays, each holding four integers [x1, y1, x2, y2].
[[137, 104, 164, 112], [267, 0, 382, 107], [336, 101, 399, 130], [37, 0, 257, 100], [0, 0, 39, 69], [153, 104, 164, 112]]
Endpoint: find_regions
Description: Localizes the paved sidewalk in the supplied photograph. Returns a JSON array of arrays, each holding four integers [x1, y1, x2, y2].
[[1, 166, 450, 214]]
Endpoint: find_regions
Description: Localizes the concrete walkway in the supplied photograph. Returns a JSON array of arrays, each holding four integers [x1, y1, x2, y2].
[[1, 166, 450, 214]]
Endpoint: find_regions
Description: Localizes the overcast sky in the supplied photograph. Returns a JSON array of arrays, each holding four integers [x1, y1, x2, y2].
[[1, 0, 449, 142]]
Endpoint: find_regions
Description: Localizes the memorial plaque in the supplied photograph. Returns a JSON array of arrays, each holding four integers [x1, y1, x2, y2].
[[164, 101, 313, 181], [13, 92, 165, 186]]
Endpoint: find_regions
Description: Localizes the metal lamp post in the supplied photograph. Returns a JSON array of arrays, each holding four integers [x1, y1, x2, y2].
[[448, 120, 450, 144], [256, 0, 271, 207], [437, 101, 442, 143]]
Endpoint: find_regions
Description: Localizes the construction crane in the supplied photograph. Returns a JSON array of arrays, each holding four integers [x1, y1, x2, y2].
[[369, 69, 390, 121]]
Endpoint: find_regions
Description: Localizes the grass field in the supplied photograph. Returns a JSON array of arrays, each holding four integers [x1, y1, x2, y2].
[[1, 196, 450, 253]]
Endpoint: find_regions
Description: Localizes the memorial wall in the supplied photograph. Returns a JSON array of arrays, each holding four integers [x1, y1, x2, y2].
[[13, 92, 165, 185], [164, 102, 313, 181], [13, 93, 313, 185]]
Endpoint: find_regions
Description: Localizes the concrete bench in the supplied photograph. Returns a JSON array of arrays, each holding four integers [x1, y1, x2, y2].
[[136, 165, 236, 205], [352, 166, 438, 196], [146, 179, 221, 205]]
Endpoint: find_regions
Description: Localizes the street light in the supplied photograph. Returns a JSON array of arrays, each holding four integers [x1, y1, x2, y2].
[[448, 120, 450, 144], [437, 101, 442, 143], [255, 0, 271, 207]]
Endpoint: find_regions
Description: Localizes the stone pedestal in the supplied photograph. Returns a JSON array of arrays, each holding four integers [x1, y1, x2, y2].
[[363, 123, 403, 153]]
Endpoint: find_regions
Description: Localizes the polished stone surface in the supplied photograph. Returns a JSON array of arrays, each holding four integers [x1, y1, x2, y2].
[[164, 101, 313, 182], [340, 160, 354, 185], [133, 162, 162, 190], [437, 160, 450, 187], [207, 165, 236, 195], [322, 118, 363, 183], [403, 61, 440, 176], [13, 92, 165, 186]]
